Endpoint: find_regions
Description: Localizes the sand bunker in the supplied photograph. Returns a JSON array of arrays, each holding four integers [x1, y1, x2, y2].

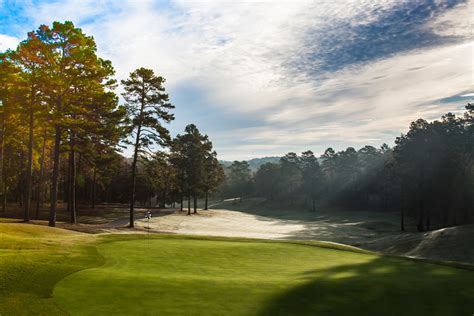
[[136, 209, 306, 239], [134, 205, 474, 264]]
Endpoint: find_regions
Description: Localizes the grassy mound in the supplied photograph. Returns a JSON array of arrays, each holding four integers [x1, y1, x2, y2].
[[0, 223, 102, 315], [54, 237, 474, 316], [369, 224, 474, 263]]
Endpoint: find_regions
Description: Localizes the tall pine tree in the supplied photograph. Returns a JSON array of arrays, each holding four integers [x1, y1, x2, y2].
[[122, 67, 174, 227]]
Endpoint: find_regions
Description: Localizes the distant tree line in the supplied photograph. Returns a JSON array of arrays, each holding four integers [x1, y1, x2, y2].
[[0, 21, 224, 227], [222, 105, 474, 231]]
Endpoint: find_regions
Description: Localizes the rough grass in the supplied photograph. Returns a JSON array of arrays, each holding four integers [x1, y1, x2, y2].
[[1, 222, 473, 316]]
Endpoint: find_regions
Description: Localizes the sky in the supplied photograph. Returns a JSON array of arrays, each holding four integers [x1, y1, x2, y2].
[[0, 0, 473, 160]]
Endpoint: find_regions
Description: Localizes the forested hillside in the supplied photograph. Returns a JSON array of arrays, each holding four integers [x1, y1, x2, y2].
[[221, 105, 474, 232], [220, 157, 281, 171]]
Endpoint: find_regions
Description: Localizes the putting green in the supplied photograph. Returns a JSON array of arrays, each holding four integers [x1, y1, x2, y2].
[[53, 238, 474, 316]]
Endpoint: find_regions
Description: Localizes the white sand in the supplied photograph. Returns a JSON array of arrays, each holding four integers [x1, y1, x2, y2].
[[132, 205, 473, 263], [136, 209, 306, 239]]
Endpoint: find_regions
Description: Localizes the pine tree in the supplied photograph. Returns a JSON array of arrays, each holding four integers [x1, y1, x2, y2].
[[32, 21, 117, 226], [5, 32, 48, 222], [121, 67, 174, 227]]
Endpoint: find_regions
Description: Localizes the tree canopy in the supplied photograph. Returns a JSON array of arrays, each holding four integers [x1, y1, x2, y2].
[[0, 21, 224, 226], [220, 105, 473, 231]]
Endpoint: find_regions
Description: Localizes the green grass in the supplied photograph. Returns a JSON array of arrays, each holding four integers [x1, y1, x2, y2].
[[0, 222, 102, 315], [55, 236, 474, 316], [1, 222, 474, 315]]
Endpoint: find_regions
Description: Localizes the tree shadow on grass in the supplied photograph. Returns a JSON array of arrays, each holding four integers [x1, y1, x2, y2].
[[259, 256, 474, 316]]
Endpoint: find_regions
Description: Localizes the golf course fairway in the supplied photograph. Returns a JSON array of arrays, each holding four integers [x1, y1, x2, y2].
[[53, 237, 474, 316], [1, 223, 473, 315]]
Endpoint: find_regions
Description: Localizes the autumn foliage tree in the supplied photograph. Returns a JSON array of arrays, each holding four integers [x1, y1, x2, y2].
[[0, 21, 226, 226], [0, 21, 125, 225]]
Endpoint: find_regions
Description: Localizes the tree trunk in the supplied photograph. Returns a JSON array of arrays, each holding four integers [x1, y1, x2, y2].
[[66, 155, 71, 213], [129, 148, 138, 228], [91, 168, 97, 209], [64, 166, 69, 206], [129, 95, 146, 228], [49, 125, 61, 227], [2, 186, 6, 215], [464, 206, 471, 224], [426, 208, 430, 231], [69, 148, 76, 224], [180, 196, 183, 211], [463, 189, 471, 224], [105, 185, 110, 203], [400, 207, 405, 231], [24, 103, 34, 223], [162, 187, 167, 209], [193, 195, 197, 214], [204, 191, 208, 210], [383, 194, 388, 212], [187, 196, 191, 215], [417, 199, 424, 232], [18, 150, 25, 206], [0, 120, 5, 215], [35, 131, 47, 220], [442, 206, 448, 227]]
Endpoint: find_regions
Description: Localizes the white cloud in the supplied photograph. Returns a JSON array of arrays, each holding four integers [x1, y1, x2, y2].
[[426, 0, 473, 37], [9, 0, 473, 159], [0, 34, 20, 52], [206, 39, 473, 158]]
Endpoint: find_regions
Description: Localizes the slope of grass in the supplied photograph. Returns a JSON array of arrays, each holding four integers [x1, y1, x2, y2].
[[54, 236, 474, 316], [1, 222, 473, 315], [0, 222, 103, 315], [211, 199, 474, 264]]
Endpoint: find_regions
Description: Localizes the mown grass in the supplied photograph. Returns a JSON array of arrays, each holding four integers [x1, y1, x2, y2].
[[1, 222, 473, 316], [56, 236, 474, 316], [0, 222, 102, 315]]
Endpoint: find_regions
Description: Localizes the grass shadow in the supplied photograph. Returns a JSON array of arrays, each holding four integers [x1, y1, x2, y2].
[[259, 256, 474, 316]]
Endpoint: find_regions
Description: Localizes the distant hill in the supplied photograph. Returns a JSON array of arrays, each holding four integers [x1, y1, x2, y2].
[[220, 156, 281, 171]]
